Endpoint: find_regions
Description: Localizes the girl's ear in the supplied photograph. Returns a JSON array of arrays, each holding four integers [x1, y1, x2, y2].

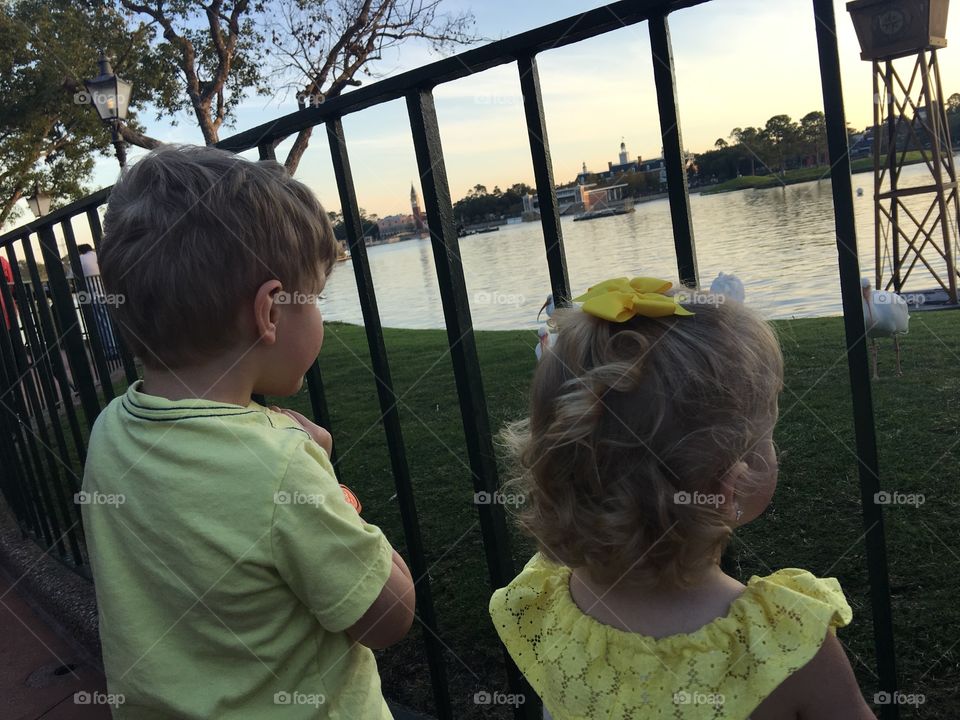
[[718, 461, 748, 522], [253, 279, 283, 344]]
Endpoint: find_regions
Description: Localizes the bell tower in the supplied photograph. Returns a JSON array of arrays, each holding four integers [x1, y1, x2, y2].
[[410, 182, 425, 233]]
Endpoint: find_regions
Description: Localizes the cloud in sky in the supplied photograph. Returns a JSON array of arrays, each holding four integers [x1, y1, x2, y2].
[[73, 0, 960, 219]]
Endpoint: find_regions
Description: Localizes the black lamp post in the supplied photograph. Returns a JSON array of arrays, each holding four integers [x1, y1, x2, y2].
[[84, 50, 133, 168]]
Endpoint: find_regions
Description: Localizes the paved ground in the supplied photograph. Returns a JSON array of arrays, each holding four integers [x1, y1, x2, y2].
[[0, 569, 111, 720]]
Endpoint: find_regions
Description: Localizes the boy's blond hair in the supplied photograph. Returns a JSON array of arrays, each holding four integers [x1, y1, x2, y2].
[[100, 144, 338, 369], [502, 297, 784, 589]]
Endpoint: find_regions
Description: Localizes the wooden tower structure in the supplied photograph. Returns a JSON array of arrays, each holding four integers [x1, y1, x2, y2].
[[849, 0, 959, 304]]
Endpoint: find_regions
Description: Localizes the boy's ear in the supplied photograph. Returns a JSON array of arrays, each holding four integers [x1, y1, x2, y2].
[[253, 279, 284, 344]]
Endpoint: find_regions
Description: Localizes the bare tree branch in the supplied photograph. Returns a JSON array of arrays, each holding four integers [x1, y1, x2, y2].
[[269, 0, 477, 172], [120, 0, 218, 143], [109, 0, 473, 160], [118, 124, 163, 149]]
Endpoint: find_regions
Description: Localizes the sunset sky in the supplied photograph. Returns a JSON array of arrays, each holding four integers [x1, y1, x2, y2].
[[28, 0, 960, 220]]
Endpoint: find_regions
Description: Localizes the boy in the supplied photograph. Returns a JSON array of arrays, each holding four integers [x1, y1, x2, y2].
[[80, 144, 414, 718]]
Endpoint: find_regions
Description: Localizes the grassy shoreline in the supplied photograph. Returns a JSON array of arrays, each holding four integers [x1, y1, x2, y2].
[[700, 151, 933, 195]]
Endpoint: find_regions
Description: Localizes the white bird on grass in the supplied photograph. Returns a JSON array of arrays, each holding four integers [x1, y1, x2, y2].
[[709, 272, 745, 303], [860, 277, 910, 379]]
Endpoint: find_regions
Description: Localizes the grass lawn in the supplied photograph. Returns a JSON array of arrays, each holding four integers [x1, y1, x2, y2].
[[29, 311, 960, 718], [257, 313, 956, 719]]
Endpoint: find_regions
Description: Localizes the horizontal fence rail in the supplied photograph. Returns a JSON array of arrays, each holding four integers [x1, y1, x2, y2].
[[0, 1, 900, 718]]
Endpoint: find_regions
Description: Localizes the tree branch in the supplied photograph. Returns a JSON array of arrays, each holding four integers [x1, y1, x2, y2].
[[118, 124, 162, 149]]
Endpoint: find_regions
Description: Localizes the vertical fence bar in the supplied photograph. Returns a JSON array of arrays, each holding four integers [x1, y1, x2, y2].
[[327, 117, 452, 719], [5, 245, 61, 547], [0, 292, 46, 542], [517, 54, 572, 306], [406, 87, 538, 720], [3, 249, 79, 559], [0, 333, 32, 534], [0, 255, 47, 536], [649, 13, 698, 288], [20, 238, 87, 469], [873, 64, 883, 288], [36, 225, 100, 432], [15, 237, 85, 564], [812, 1, 899, 717], [304, 360, 343, 480], [86, 207, 138, 384], [63, 219, 114, 401], [0, 402, 33, 537]]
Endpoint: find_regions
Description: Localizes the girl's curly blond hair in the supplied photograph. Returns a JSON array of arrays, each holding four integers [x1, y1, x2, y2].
[[501, 296, 784, 589]]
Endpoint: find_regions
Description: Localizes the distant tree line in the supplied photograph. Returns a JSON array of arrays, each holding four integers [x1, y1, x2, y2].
[[327, 210, 380, 242], [945, 93, 960, 144], [453, 183, 533, 225], [694, 111, 832, 183]]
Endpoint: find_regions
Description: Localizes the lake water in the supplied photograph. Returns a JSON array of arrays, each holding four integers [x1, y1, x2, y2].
[[319, 160, 958, 330]]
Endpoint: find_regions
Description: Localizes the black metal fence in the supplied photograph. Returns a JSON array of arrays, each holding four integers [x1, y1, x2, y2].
[[0, 1, 900, 718]]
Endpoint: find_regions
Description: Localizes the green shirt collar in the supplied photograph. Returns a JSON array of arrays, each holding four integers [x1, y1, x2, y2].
[[122, 379, 261, 421]]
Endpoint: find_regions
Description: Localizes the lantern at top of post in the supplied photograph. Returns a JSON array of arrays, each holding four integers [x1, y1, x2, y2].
[[26, 187, 51, 218], [847, 0, 949, 61], [83, 50, 132, 123]]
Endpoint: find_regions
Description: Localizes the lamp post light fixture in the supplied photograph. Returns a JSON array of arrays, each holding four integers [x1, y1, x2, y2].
[[84, 50, 133, 168], [26, 186, 68, 258], [26, 186, 51, 219]]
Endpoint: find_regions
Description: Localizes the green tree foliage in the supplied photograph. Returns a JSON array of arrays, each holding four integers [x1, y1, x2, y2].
[[1, 0, 475, 228], [453, 182, 532, 225], [327, 208, 380, 241], [616, 171, 663, 196], [696, 112, 829, 184], [946, 93, 960, 143], [799, 111, 827, 166], [0, 0, 171, 227]]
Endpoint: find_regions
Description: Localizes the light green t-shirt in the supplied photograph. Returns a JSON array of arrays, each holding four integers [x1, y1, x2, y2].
[[80, 380, 394, 719]]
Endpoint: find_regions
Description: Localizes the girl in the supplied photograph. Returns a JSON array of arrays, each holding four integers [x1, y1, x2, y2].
[[490, 277, 875, 719]]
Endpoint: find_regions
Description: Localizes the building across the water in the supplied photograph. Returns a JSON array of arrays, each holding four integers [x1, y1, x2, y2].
[[377, 213, 416, 237], [579, 139, 694, 188], [576, 140, 643, 183], [522, 184, 584, 215], [522, 140, 645, 217]]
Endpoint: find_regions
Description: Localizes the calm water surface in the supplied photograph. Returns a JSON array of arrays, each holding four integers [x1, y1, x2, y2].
[[319, 161, 956, 330]]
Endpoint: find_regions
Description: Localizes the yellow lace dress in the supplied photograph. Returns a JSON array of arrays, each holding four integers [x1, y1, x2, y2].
[[489, 554, 852, 720]]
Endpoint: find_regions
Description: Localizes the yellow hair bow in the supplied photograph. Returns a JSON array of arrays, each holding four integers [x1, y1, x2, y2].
[[573, 277, 694, 322]]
